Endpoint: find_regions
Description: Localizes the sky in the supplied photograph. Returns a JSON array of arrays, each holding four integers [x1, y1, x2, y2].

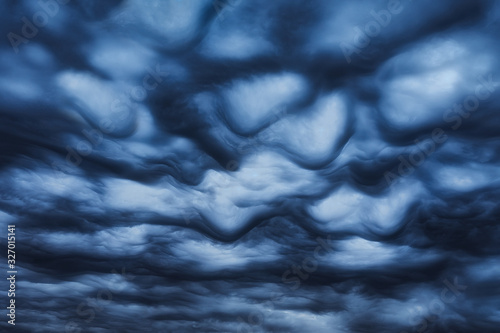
[[1, 0, 500, 332]]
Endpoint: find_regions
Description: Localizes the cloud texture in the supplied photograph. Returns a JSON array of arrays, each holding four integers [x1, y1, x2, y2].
[[1, 0, 500, 332]]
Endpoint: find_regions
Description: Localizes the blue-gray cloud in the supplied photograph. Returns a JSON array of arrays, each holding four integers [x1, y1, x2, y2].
[[1, 0, 500, 332]]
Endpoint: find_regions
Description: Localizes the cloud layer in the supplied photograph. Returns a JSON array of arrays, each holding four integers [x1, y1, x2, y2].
[[1, 0, 500, 332]]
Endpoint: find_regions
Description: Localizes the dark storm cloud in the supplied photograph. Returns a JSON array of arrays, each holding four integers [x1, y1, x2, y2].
[[1, 0, 500, 332]]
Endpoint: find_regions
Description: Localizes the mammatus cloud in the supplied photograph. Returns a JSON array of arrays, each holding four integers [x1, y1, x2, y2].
[[1, 0, 500, 332]]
